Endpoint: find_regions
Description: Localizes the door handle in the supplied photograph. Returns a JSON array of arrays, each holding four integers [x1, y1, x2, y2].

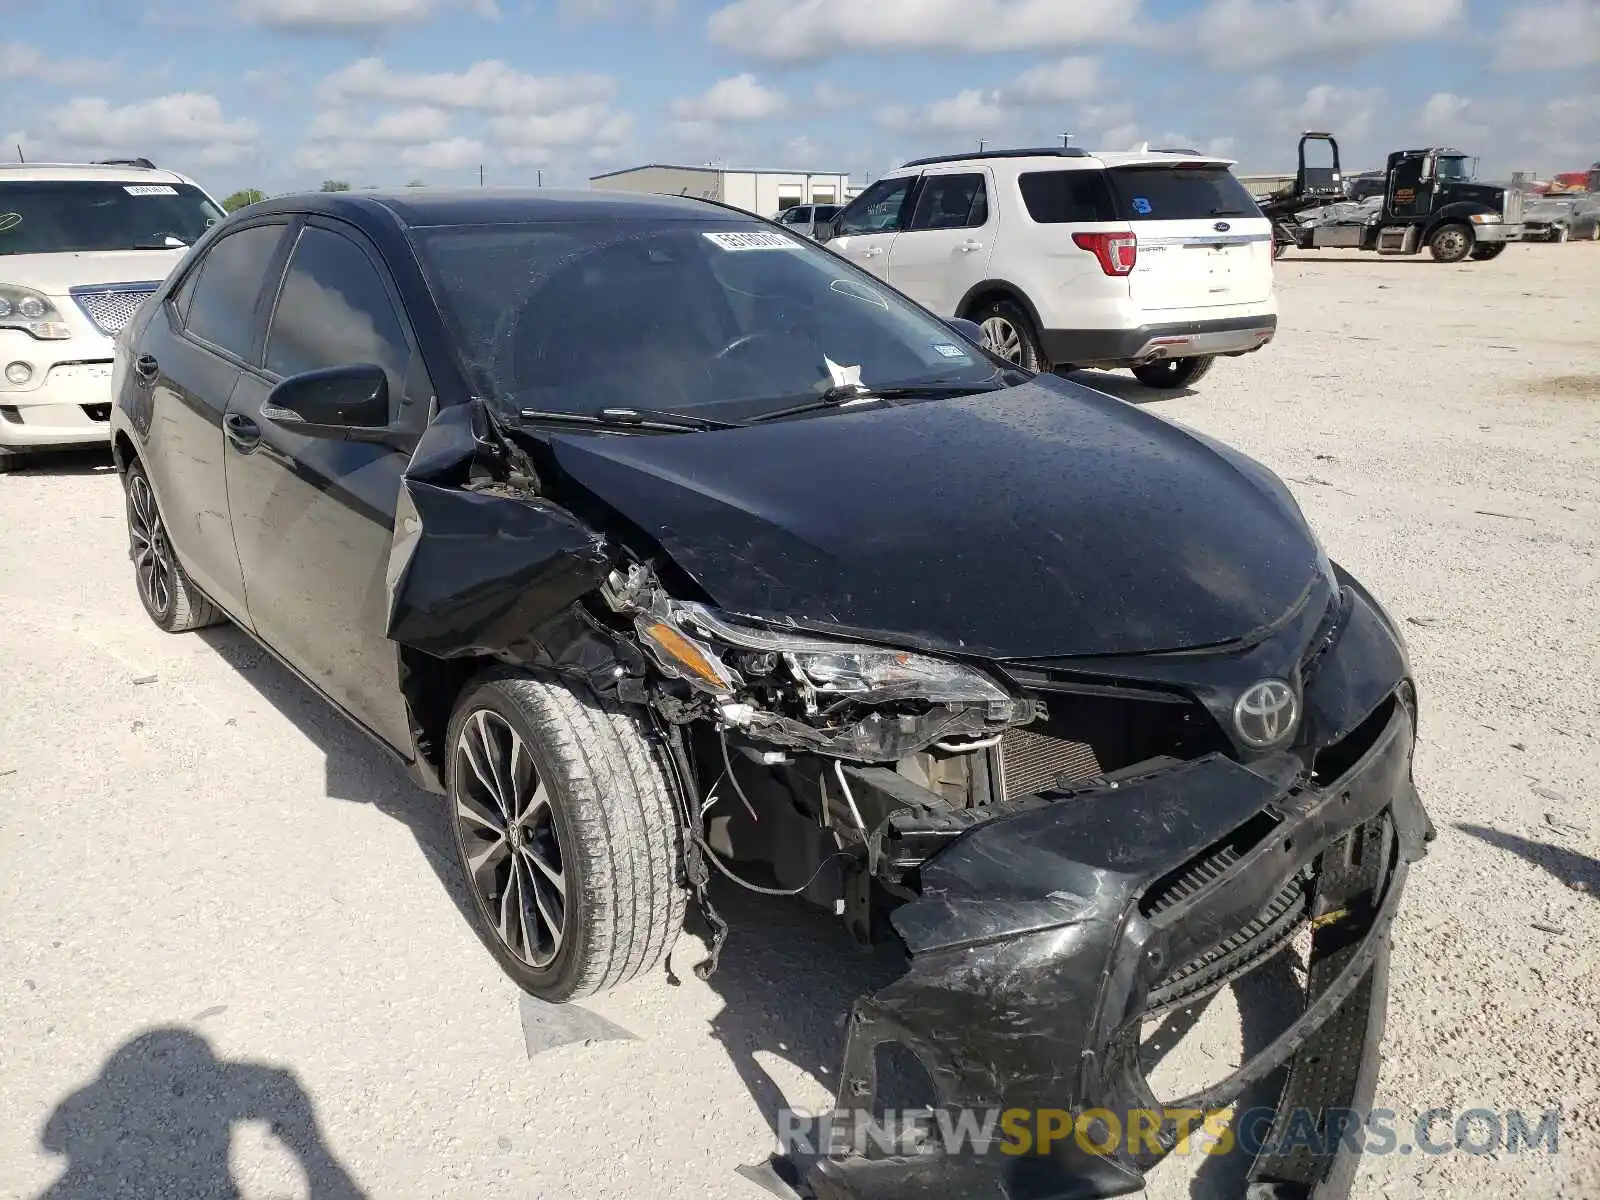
[[863, 247, 883, 258], [134, 354, 159, 383], [223, 412, 261, 452], [961, 240, 984, 252]]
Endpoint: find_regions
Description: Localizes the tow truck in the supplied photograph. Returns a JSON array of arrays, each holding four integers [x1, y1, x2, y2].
[[1259, 135, 1522, 263]]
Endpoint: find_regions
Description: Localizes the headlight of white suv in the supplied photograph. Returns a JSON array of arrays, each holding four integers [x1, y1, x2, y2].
[[0, 285, 72, 339], [636, 599, 1013, 705]]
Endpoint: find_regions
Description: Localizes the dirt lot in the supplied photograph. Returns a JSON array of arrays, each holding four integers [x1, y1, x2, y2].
[[2, 244, 1597, 1200]]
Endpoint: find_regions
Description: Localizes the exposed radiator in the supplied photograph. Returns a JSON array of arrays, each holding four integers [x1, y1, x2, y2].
[[998, 726, 1102, 800]]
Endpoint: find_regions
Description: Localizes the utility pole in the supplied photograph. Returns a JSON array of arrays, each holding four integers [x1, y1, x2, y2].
[[1061, 131, 1073, 148], [537, 169, 543, 188], [978, 139, 986, 152], [479, 164, 484, 188]]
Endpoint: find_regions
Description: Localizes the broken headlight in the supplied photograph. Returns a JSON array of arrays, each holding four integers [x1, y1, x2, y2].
[[634, 597, 1011, 705]]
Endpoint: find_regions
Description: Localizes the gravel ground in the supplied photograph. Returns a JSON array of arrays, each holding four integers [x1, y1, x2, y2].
[[2, 243, 1596, 1200]]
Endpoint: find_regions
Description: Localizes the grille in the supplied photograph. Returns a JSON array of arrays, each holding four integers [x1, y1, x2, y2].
[[69, 283, 160, 337], [1146, 872, 1309, 1012], [1503, 188, 1523, 223], [998, 726, 1101, 799]]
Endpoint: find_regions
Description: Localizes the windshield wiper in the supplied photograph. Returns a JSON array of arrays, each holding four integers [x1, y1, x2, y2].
[[517, 406, 739, 433], [746, 381, 1002, 425], [1209, 207, 1249, 216]]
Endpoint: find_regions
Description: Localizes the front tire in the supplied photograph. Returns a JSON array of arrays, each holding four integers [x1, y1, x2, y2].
[[1132, 355, 1216, 390], [123, 460, 223, 632], [1428, 223, 1474, 263], [445, 671, 686, 1002], [971, 298, 1045, 372], [1470, 243, 1507, 261]]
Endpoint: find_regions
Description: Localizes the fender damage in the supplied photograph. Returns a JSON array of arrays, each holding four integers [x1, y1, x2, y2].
[[381, 399, 1435, 1200]]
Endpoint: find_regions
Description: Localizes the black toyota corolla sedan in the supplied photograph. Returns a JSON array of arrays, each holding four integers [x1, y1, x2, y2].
[[109, 188, 1432, 1200]]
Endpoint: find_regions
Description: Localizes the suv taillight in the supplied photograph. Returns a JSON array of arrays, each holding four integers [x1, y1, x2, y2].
[[1072, 231, 1138, 276]]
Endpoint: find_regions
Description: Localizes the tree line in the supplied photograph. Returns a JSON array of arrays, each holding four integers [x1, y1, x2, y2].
[[221, 179, 426, 211]]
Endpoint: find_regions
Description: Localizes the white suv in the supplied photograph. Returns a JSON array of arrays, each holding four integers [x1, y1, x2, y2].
[[0, 161, 225, 470], [818, 147, 1278, 389]]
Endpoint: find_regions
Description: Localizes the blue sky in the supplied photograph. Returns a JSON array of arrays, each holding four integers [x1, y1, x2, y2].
[[2, 0, 1595, 200]]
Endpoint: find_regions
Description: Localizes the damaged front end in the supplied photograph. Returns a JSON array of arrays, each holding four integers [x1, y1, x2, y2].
[[384, 401, 1433, 1200]]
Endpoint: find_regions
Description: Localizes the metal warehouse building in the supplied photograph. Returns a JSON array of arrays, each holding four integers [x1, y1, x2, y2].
[[588, 164, 858, 218]]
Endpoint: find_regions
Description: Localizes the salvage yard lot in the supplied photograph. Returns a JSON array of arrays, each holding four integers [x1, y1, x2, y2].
[[2, 244, 1597, 1200]]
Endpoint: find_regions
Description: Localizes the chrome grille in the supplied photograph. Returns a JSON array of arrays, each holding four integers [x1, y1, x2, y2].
[[998, 726, 1101, 799], [1503, 188, 1523, 223], [69, 283, 160, 337]]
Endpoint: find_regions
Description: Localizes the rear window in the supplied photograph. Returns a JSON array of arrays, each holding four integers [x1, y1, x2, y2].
[[1017, 170, 1116, 223], [0, 180, 223, 255], [1105, 166, 1260, 221]]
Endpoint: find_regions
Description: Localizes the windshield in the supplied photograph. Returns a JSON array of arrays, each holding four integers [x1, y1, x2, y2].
[[1435, 156, 1472, 181], [0, 181, 223, 256], [411, 220, 1001, 419], [1105, 165, 1260, 220]]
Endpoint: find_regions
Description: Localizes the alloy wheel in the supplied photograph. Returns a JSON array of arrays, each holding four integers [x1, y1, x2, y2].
[[980, 316, 1023, 364], [453, 709, 566, 968], [127, 472, 174, 619]]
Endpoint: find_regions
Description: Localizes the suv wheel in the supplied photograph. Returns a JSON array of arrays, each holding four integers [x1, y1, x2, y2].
[[1132, 355, 1215, 390], [123, 461, 223, 632], [445, 670, 686, 1003], [972, 299, 1045, 372], [1427, 223, 1474, 263]]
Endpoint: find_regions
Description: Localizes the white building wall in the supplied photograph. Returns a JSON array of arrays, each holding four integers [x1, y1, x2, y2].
[[717, 172, 854, 217]]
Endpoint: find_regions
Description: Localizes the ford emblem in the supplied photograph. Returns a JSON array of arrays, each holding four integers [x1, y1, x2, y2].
[[1213, 221, 1231, 233]]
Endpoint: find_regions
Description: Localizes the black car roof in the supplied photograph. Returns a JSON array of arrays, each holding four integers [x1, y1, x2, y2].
[[248, 187, 750, 229]]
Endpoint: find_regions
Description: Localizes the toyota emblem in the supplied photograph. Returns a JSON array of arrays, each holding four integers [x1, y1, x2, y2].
[[1233, 679, 1299, 749]]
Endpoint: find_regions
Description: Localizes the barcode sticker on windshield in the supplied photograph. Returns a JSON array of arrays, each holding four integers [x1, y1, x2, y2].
[[702, 230, 793, 251], [125, 185, 178, 196]]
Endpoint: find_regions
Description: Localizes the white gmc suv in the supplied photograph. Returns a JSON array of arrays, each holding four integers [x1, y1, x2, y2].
[[818, 147, 1278, 389], [0, 161, 225, 471]]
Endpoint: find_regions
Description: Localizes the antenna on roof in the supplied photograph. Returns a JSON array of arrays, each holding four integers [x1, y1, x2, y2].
[[15, 144, 22, 163]]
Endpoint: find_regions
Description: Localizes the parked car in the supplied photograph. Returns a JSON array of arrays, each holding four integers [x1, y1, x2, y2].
[[0, 160, 225, 471], [772, 202, 841, 239], [1522, 195, 1600, 242], [109, 187, 1430, 1200], [815, 147, 1278, 388]]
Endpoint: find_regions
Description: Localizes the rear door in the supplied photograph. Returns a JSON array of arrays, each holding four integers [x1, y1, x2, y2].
[[1107, 163, 1274, 313], [885, 166, 995, 316], [823, 175, 917, 281]]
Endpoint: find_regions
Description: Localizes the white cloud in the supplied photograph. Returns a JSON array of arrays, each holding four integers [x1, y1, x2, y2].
[[1492, 1, 1600, 71], [1005, 57, 1101, 106], [399, 136, 487, 171], [237, 0, 498, 29], [0, 41, 113, 86], [318, 57, 615, 113], [490, 106, 633, 165], [310, 105, 454, 142], [1194, 0, 1464, 68], [557, 0, 677, 17], [45, 93, 259, 150], [707, 0, 1135, 61], [669, 74, 786, 123]]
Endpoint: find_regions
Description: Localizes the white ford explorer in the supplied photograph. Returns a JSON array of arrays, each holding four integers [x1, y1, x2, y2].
[[818, 147, 1278, 389], [0, 161, 225, 471]]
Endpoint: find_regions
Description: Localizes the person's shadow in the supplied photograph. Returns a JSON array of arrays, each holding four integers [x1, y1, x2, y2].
[[37, 1027, 365, 1200]]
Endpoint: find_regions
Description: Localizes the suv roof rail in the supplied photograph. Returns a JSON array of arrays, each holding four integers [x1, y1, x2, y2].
[[898, 147, 1090, 168], [1152, 147, 1202, 155], [92, 157, 157, 169]]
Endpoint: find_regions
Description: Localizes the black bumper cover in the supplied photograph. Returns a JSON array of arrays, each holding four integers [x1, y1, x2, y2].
[[1041, 315, 1279, 369], [806, 693, 1429, 1200]]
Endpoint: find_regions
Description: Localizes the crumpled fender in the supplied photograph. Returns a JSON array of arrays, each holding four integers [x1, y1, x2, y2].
[[384, 401, 615, 663]]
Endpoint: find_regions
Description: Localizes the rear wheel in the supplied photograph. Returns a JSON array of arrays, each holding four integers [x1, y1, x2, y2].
[[1427, 223, 1473, 263], [1132, 355, 1216, 390], [1470, 243, 1507, 261], [0, 448, 24, 474], [123, 461, 223, 632], [971, 298, 1045, 372], [445, 670, 686, 1002]]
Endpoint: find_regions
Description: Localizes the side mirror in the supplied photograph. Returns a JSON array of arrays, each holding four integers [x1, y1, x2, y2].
[[263, 363, 389, 438], [947, 317, 985, 345]]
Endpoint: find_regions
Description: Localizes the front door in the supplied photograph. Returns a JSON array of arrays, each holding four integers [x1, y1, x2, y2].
[[884, 167, 995, 316], [1386, 155, 1432, 220], [223, 219, 429, 753], [823, 175, 917, 282], [137, 220, 290, 620]]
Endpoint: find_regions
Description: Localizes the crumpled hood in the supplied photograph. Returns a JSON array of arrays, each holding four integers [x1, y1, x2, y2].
[[3, 249, 186, 296], [549, 377, 1322, 659]]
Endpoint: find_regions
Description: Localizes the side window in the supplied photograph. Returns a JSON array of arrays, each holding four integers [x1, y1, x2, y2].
[[265, 225, 411, 411], [168, 262, 201, 325], [786, 206, 811, 224], [835, 177, 915, 235], [1017, 170, 1117, 223], [908, 173, 987, 231], [184, 224, 285, 361]]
